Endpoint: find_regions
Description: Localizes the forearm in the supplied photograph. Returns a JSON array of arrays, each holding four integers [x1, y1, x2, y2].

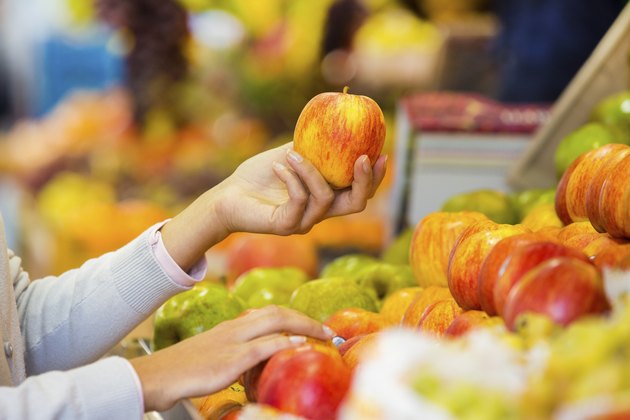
[[15, 228, 189, 374], [0, 357, 143, 420], [160, 187, 230, 272]]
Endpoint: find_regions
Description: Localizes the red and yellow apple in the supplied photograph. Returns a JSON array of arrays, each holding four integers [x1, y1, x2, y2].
[[401, 286, 453, 327], [293, 87, 386, 189], [257, 344, 352, 420], [586, 146, 630, 232], [477, 233, 548, 315], [445, 310, 501, 338], [379, 287, 423, 326], [565, 145, 629, 223], [324, 307, 386, 340], [521, 203, 563, 232], [592, 242, 630, 270], [493, 241, 588, 316], [597, 153, 630, 238], [416, 299, 463, 337], [339, 332, 379, 372], [409, 211, 488, 287], [447, 221, 529, 310], [556, 221, 598, 244], [503, 257, 610, 330]]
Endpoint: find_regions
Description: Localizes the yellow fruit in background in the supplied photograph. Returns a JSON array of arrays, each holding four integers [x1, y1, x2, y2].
[[380, 287, 423, 326], [192, 382, 247, 419], [521, 204, 563, 232]]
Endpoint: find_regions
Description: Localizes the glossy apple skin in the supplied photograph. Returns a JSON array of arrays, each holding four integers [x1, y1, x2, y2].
[[401, 286, 453, 327], [379, 287, 423, 326], [556, 221, 597, 244], [416, 299, 463, 337], [592, 242, 630, 270], [447, 222, 529, 310], [556, 153, 585, 226], [565, 144, 629, 223], [585, 145, 630, 232], [409, 211, 488, 288], [445, 310, 499, 338], [339, 332, 379, 372], [478, 233, 547, 315], [324, 307, 385, 341], [257, 345, 352, 420], [598, 153, 630, 239], [293, 89, 386, 189], [503, 257, 610, 330], [493, 241, 588, 316]]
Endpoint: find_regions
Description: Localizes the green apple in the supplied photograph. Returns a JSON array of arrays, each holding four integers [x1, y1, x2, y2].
[[591, 90, 630, 133], [153, 282, 246, 351], [232, 267, 309, 308], [354, 263, 416, 302], [554, 122, 628, 179], [382, 228, 413, 265], [288, 277, 379, 322], [320, 254, 379, 279], [440, 189, 517, 224], [510, 188, 556, 222]]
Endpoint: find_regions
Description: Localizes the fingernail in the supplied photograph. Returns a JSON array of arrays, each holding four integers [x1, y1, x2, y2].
[[289, 335, 307, 344], [332, 336, 346, 348], [361, 156, 371, 174], [322, 325, 336, 338], [287, 149, 303, 163], [273, 161, 287, 171]]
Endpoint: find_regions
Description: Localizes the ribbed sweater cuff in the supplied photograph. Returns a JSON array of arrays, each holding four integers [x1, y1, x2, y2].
[[111, 226, 190, 314], [67, 357, 143, 420]]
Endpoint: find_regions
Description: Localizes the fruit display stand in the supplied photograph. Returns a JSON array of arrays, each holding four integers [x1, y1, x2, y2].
[[507, 3, 630, 190], [389, 92, 549, 235]]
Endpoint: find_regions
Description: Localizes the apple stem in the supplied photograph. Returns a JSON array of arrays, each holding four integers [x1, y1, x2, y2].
[[343, 86, 349, 94]]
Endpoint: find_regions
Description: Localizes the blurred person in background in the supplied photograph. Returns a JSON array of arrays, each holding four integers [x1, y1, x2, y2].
[[0, 143, 387, 418]]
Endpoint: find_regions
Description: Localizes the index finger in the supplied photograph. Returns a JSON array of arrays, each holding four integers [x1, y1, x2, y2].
[[232, 305, 334, 343]]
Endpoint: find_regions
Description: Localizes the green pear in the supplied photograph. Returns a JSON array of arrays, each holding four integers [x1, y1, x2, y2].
[[288, 277, 378, 322], [441, 189, 517, 224], [590, 90, 630, 133], [232, 267, 309, 308], [382, 228, 413, 265], [153, 282, 246, 351], [510, 188, 556, 222], [554, 122, 628, 179], [354, 263, 416, 302], [320, 254, 379, 279]]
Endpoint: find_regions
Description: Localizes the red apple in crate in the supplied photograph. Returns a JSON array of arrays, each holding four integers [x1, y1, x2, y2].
[[416, 299, 463, 337], [445, 310, 500, 338], [503, 257, 610, 330], [401, 286, 453, 327], [257, 344, 352, 420], [562, 232, 602, 252], [592, 242, 630, 270], [555, 153, 585, 225], [478, 232, 550, 315], [379, 287, 423, 326], [225, 233, 318, 286], [556, 221, 598, 244], [581, 234, 628, 259], [564, 144, 630, 224], [597, 153, 630, 239], [447, 222, 529, 310], [493, 241, 588, 316], [293, 87, 386, 189], [324, 307, 385, 340], [409, 211, 488, 288], [586, 145, 630, 232], [339, 332, 379, 371]]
